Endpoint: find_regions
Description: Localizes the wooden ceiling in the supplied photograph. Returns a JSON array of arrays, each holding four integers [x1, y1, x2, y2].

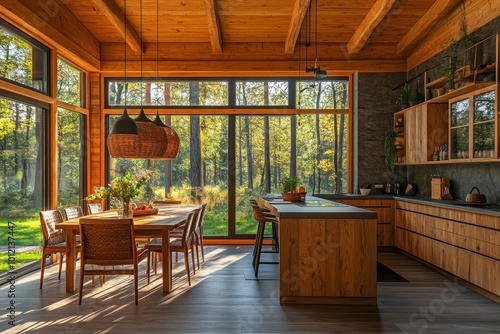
[[2, 0, 497, 74]]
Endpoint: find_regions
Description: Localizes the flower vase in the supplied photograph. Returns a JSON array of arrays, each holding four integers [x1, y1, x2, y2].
[[122, 198, 133, 218]]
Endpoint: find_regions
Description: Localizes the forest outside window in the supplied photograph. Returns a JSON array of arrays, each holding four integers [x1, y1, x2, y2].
[[0, 19, 49, 93], [57, 58, 85, 107], [107, 80, 229, 107]]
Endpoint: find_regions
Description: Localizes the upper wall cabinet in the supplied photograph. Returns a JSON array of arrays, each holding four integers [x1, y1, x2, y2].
[[395, 83, 498, 165], [449, 86, 497, 161]]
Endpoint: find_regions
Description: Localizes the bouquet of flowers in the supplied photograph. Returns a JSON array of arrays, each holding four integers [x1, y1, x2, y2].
[[86, 172, 146, 218]]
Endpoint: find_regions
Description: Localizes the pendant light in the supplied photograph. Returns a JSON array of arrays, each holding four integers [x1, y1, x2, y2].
[[130, 0, 167, 159], [152, 0, 180, 160], [107, 0, 139, 158]]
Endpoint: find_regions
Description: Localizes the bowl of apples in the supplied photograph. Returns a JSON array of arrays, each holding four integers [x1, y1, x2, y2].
[[132, 204, 159, 216]]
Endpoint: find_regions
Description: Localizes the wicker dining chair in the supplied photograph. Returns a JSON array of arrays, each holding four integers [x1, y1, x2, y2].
[[146, 210, 198, 286], [170, 204, 207, 269], [86, 203, 103, 215], [78, 218, 150, 305], [39, 210, 80, 289], [63, 206, 84, 220]]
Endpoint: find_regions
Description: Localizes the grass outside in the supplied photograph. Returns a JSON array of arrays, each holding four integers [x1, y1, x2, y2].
[[0, 217, 42, 273]]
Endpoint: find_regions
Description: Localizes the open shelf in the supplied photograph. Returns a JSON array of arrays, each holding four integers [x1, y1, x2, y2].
[[427, 81, 496, 103]]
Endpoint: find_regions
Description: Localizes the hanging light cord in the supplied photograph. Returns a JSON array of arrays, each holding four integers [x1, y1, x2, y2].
[[124, 0, 127, 107], [140, 0, 143, 106]]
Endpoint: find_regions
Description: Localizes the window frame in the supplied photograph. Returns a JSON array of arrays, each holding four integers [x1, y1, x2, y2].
[[0, 18, 51, 95]]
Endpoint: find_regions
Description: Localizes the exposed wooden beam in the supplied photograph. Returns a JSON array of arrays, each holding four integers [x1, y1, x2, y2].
[[89, 0, 143, 54], [284, 0, 311, 55], [346, 0, 396, 55], [397, 0, 462, 54], [0, 0, 100, 71], [204, 0, 223, 54]]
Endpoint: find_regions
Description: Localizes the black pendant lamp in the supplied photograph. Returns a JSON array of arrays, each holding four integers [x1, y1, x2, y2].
[[106, 0, 139, 158]]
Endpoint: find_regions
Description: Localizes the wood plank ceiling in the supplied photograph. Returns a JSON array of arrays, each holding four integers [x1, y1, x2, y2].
[[60, 0, 462, 74]]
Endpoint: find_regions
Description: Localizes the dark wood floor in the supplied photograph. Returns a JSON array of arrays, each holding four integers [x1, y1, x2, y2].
[[1, 246, 500, 333]]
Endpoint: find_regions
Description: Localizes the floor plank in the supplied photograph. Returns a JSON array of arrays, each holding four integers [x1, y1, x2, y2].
[[1, 246, 500, 333]]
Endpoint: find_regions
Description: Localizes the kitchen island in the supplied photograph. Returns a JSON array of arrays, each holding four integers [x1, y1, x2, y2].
[[259, 195, 378, 305]]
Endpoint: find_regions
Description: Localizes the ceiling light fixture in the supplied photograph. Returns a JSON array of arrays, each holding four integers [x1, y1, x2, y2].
[[153, 0, 180, 160], [304, 0, 327, 81], [133, 0, 167, 158], [107, 0, 140, 158]]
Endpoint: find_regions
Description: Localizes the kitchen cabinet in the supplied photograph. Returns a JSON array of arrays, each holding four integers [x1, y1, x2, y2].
[[334, 198, 394, 247], [449, 86, 497, 161], [395, 83, 498, 164], [398, 103, 448, 164], [395, 199, 500, 301]]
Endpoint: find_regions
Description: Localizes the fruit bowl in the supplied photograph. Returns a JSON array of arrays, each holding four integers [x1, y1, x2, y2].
[[282, 192, 307, 202], [133, 208, 159, 216]]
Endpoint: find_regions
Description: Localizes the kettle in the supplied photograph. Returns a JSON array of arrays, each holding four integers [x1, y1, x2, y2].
[[465, 187, 486, 203]]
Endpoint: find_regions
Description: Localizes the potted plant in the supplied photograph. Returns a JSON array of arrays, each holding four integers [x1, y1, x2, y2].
[[86, 172, 146, 218], [409, 90, 424, 106], [280, 176, 304, 201], [395, 83, 410, 110], [383, 129, 397, 172]]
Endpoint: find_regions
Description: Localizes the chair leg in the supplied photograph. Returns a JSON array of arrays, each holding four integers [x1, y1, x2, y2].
[[78, 268, 85, 305], [58, 253, 64, 280], [146, 253, 150, 285], [39, 254, 46, 289], [194, 236, 200, 270], [253, 221, 266, 276], [134, 267, 139, 305], [200, 234, 205, 262], [191, 247, 196, 275], [184, 248, 191, 286]]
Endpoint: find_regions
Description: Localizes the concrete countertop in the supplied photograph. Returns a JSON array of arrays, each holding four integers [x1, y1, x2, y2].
[[314, 193, 500, 217], [260, 195, 377, 219]]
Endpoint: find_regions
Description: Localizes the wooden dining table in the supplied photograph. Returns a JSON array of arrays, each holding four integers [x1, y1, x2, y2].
[[56, 204, 201, 293]]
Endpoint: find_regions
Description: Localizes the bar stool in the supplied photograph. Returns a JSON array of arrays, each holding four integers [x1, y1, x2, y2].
[[250, 200, 279, 276]]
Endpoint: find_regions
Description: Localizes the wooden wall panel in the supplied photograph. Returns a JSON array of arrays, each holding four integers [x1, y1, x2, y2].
[[88, 72, 103, 197]]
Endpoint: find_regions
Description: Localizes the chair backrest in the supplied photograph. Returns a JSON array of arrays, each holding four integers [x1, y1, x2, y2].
[[249, 201, 277, 222], [63, 206, 83, 220], [79, 218, 136, 266], [39, 210, 65, 247], [194, 204, 207, 232], [87, 203, 103, 215], [180, 211, 197, 245]]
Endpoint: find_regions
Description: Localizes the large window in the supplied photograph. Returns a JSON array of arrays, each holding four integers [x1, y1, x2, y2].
[[0, 20, 49, 93], [105, 76, 350, 238], [109, 114, 229, 236], [0, 96, 46, 212], [57, 58, 85, 107], [56, 108, 86, 208], [107, 80, 229, 107]]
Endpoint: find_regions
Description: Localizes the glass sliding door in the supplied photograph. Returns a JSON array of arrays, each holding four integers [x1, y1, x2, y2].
[[56, 107, 86, 208], [0, 96, 46, 217]]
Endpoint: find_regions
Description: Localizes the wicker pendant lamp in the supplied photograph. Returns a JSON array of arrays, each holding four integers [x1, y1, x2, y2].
[[153, 113, 180, 159], [150, 0, 179, 160], [134, 110, 168, 158], [107, 110, 139, 158], [106, 0, 139, 158]]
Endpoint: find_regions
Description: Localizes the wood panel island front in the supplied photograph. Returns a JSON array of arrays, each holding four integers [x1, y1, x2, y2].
[[259, 195, 378, 305]]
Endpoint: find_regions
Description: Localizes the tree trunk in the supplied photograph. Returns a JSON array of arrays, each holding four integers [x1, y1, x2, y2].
[[190, 82, 202, 201], [315, 82, 322, 193], [263, 82, 271, 193], [238, 117, 243, 186], [244, 116, 253, 189], [163, 84, 173, 197]]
